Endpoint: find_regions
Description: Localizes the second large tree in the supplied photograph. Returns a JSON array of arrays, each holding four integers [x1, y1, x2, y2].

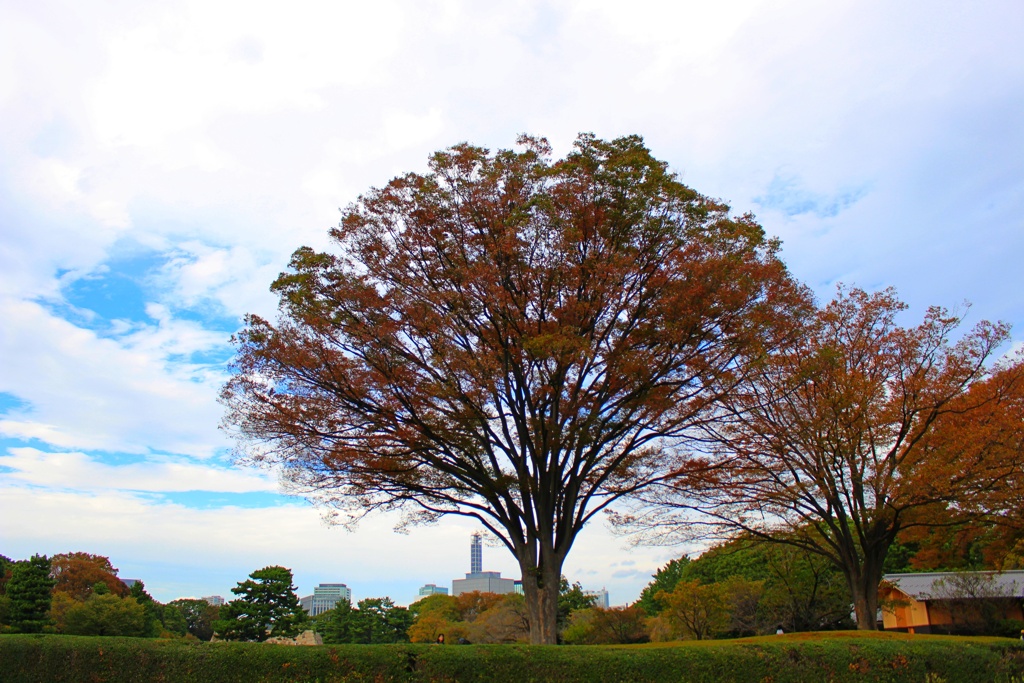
[[222, 134, 803, 643]]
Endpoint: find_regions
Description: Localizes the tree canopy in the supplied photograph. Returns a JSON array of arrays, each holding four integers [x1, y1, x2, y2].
[[634, 286, 1014, 629], [215, 566, 309, 641], [222, 133, 804, 643], [6, 555, 54, 633], [50, 552, 128, 601]]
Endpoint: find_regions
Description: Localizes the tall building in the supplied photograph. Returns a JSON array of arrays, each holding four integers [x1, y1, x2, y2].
[[585, 588, 610, 609], [452, 533, 517, 596], [203, 595, 225, 607], [300, 583, 352, 616], [470, 532, 483, 574], [418, 583, 449, 597]]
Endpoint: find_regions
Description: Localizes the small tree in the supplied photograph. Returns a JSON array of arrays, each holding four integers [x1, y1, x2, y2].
[[558, 577, 597, 631], [562, 605, 649, 644], [350, 597, 411, 644], [658, 580, 729, 640], [215, 566, 308, 641], [168, 598, 221, 641], [62, 593, 149, 637], [636, 557, 690, 615], [7, 555, 54, 633]]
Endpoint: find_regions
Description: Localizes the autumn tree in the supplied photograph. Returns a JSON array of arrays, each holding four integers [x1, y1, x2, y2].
[[222, 134, 804, 643], [635, 287, 1012, 629], [215, 566, 309, 641], [562, 605, 649, 644], [657, 580, 730, 640], [50, 552, 128, 601]]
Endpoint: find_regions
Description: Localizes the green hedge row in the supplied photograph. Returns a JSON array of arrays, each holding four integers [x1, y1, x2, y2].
[[2, 633, 1023, 683]]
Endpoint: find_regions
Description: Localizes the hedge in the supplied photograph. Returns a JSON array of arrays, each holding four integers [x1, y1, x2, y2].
[[2, 632, 1023, 683]]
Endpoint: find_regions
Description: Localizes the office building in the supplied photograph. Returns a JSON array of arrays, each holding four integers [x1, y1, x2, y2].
[[452, 532, 517, 596], [203, 595, 226, 607], [418, 583, 449, 597], [300, 583, 352, 616], [585, 588, 610, 609]]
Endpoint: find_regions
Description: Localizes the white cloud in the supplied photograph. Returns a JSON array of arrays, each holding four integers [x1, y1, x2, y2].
[[0, 298, 226, 457], [0, 447, 275, 493], [0, 482, 661, 606]]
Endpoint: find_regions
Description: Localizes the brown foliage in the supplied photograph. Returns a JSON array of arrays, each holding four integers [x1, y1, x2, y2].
[[50, 553, 128, 601], [639, 286, 1012, 629], [222, 134, 805, 643], [562, 605, 649, 644]]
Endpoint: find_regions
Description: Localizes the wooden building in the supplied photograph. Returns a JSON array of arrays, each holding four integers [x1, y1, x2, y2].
[[879, 570, 1024, 634]]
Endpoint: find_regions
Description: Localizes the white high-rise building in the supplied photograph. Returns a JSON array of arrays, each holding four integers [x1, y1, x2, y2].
[[300, 583, 352, 616], [585, 588, 610, 609]]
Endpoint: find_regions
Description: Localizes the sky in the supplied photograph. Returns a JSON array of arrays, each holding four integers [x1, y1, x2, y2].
[[1, 0, 1023, 607]]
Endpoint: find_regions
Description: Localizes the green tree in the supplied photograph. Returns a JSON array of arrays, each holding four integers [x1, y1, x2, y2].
[[63, 593, 149, 637], [161, 604, 189, 636], [0, 555, 12, 631], [351, 597, 411, 644], [215, 566, 309, 642], [221, 134, 805, 643], [7, 555, 54, 633], [643, 538, 853, 634], [313, 599, 356, 644], [127, 580, 165, 637], [0, 553, 13, 591], [168, 598, 221, 641], [636, 557, 690, 615], [557, 577, 597, 637]]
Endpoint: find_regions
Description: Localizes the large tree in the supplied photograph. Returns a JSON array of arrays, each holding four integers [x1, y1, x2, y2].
[[222, 134, 804, 643], [635, 287, 1013, 629]]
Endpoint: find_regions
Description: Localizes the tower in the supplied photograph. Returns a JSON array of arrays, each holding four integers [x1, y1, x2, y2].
[[470, 532, 483, 574]]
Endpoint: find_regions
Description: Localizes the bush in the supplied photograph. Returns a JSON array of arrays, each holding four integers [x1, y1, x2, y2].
[[1, 632, 1023, 683]]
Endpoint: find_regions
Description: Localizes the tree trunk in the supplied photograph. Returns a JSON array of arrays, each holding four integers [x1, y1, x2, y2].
[[846, 554, 885, 630], [518, 554, 563, 644]]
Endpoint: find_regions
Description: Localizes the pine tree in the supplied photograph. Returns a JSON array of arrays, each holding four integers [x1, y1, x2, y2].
[[214, 566, 309, 641], [7, 555, 55, 633]]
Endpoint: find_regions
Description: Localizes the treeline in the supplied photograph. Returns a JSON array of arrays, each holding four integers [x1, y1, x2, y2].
[[6, 531, 1021, 644], [0, 552, 219, 639], [210, 566, 597, 645], [0, 554, 596, 645]]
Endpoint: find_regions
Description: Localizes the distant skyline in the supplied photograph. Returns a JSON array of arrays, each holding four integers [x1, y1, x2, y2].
[[2, 0, 1022, 606]]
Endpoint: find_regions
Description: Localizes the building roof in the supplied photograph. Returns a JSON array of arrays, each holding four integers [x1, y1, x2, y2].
[[883, 571, 1024, 600]]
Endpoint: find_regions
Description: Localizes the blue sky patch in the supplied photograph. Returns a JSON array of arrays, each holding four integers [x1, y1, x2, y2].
[[754, 174, 868, 218], [0, 392, 29, 414], [159, 490, 296, 509]]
